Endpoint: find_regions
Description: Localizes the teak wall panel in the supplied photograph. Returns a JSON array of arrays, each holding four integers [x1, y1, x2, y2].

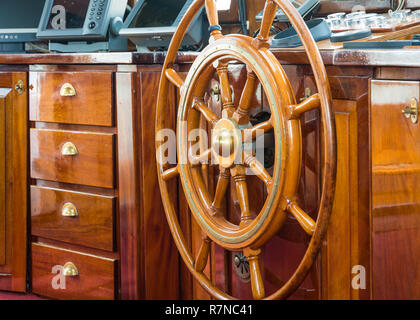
[[305, 74, 371, 300], [0, 91, 5, 265], [137, 69, 179, 300], [116, 71, 142, 299]]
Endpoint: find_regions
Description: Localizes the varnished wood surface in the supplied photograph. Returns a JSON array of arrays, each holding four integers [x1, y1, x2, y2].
[[30, 129, 115, 189], [0, 91, 5, 266], [115, 71, 142, 299], [0, 72, 27, 292], [31, 186, 115, 252], [0, 48, 416, 67], [137, 69, 180, 299], [32, 243, 117, 300], [29, 72, 114, 126], [371, 80, 420, 299]]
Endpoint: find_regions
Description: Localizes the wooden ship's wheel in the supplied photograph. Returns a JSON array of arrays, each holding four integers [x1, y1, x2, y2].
[[156, 0, 337, 300]]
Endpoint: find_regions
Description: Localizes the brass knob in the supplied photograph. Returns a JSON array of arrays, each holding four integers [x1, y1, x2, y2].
[[402, 98, 418, 124], [60, 83, 77, 97], [63, 262, 79, 277], [61, 142, 78, 156], [14, 80, 24, 95], [61, 203, 78, 217]]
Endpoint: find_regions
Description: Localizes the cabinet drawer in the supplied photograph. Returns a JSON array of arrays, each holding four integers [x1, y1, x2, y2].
[[30, 129, 115, 188], [29, 71, 113, 126], [32, 243, 117, 300], [31, 186, 115, 251]]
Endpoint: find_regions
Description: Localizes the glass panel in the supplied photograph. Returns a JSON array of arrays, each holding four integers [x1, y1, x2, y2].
[[47, 0, 90, 29], [129, 0, 188, 28]]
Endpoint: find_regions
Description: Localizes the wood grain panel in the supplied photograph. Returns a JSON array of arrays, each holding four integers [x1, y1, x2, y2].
[[31, 186, 115, 251], [371, 80, 420, 299], [30, 128, 115, 188], [139, 71, 179, 299], [305, 74, 371, 300], [0, 89, 6, 265], [29, 72, 113, 126], [326, 110, 352, 299], [116, 71, 142, 299], [32, 243, 117, 300], [0, 72, 28, 292]]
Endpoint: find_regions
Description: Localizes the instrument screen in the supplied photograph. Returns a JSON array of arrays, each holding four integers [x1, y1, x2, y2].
[[46, 0, 90, 30], [129, 0, 187, 28], [0, 1, 45, 29]]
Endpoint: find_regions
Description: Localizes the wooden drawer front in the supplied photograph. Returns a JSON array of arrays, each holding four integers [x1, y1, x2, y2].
[[32, 243, 116, 300], [30, 129, 115, 188], [31, 186, 115, 251], [29, 71, 113, 126]]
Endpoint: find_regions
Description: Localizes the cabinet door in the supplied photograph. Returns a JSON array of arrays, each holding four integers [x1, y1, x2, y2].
[[0, 73, 27, 292], [371, 80, 420, 299]]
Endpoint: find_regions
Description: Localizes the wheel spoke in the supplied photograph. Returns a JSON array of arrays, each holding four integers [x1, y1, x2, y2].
[[205, 0, 223, 40], [244, 155, 273, 188], [233, 70, 258, 124], [232, 166, 252, 223], [216, 62, 235, 117], [287, 201, 316, 236], [195, 236, 212, 273], [243, 119, 273, 142], [161, 166, 179, 181], [254, 0, 278, 47], [193, 98, 220, 126], [287, 94, 320, 120], [165, 68, 184, 89], [189, 148, 212, 166], [244, 248, 265, 300], [211, 168, 230, 210]]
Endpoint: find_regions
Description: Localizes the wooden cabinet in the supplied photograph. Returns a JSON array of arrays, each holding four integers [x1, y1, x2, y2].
[[29, 68, 119, 300], [0, 72, 27, 293], [28, 66, 179, 300]]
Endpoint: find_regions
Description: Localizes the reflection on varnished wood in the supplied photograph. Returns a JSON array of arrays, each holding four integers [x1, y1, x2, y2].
[[371, 80, 420, 299], [30, 129, 115, 189], [32, 243, 116, 300], [29, 72, 113, 126], [31, 186, 115, 252]]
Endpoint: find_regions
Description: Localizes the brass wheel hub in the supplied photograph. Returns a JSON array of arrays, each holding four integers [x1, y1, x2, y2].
[[211, 118, 241, 168]]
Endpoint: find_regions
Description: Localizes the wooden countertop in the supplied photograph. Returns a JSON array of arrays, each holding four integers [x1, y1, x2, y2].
[[0, 45, 418, 67]]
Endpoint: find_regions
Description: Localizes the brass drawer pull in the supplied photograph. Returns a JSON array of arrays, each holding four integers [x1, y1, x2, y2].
[[63, 262, 79, 277], [60, 83, 77, 97], [61, 142, 78, 156], [61, 202, 78, 217], [402, 98, 418, 124]]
